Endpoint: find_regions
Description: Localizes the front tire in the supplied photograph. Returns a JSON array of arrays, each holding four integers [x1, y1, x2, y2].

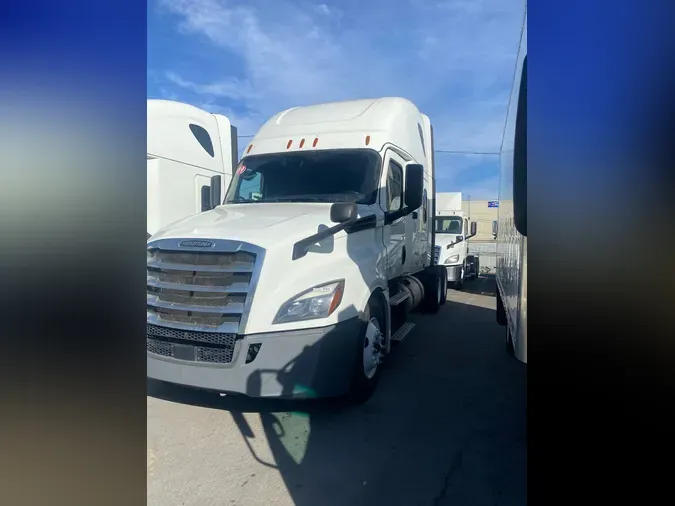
[[452, 264, 465, 290], [348, 299, 385, 403]]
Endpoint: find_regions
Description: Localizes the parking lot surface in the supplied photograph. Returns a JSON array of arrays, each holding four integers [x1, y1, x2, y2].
[[147, 275, 527, 506]]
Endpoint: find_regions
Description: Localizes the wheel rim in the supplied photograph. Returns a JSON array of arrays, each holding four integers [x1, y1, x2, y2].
[[363, 317, 383, 379], [436, 275, 442, 303]]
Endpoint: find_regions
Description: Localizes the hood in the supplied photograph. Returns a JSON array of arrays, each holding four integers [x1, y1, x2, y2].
[[150, 202, 340, 249], [435, 234, 462, 249]]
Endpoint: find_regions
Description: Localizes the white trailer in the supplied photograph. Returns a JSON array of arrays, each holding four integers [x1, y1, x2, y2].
[[433, 192, 479, 289], [147, 99, 238, 238], [146, 97, 448, 402], [496, 11, 527, 363]]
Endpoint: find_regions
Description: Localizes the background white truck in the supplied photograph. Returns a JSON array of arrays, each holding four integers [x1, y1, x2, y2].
[[433, 192, 479, 289], [496, 12, 527, 363], [147, 99, 239, 238], [147, 97, 448, 402]]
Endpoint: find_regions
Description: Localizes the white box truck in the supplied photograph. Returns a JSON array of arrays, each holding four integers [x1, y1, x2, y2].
[[146, 97, 448, 401], [147, 99, 238, 238], [496, 13, 527, 363], [433, 192, 479, 289]]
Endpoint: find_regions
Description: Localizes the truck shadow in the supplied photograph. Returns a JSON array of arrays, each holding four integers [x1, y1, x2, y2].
[[449, 274, 497, 297], [148, 295, 526, 506]]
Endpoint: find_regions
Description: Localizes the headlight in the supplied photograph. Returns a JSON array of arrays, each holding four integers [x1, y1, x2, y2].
[[273, 280, 345, 324], [445, 254, 460, 264]]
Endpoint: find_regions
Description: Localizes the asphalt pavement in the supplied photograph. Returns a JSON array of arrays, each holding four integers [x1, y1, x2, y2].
[[147, 274, 527, 506]]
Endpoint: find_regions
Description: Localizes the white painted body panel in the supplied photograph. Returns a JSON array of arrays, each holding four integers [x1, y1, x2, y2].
[[496, 12, 527, 363], [147, 99, 237, 235], [436, 192, 462, 213]]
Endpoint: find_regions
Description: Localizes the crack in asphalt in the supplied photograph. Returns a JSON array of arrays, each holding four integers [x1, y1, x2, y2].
[[432, 449, 464, 506]]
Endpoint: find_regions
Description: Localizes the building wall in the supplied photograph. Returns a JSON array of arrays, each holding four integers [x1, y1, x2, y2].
[[460, 199, 515, 273], [460, 199, 500, 241]]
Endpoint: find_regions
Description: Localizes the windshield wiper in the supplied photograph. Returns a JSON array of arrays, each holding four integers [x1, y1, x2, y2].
[[225, 198, 257, 204], [263, 195, 335, 203]]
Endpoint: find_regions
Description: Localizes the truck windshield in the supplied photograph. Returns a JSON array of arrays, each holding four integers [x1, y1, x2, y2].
[[224, 149, 381, 205], [434, 216, 463, 234]]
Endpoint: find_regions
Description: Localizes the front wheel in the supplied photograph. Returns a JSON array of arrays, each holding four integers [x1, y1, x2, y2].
[[348, 300, 385, 403]]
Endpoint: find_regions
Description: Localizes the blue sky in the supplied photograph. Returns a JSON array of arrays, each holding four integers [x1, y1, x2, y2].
[[148, 0, 525, 200]]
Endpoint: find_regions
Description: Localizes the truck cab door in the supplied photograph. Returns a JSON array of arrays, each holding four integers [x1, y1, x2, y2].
[[380, 152, 407, 279]]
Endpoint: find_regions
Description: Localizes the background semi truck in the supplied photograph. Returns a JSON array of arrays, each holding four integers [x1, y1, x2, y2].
[[146, 97, 448, 402], [496, 11, 527, 363], [147, 99, 238, 238], [433, 191, 479, 289]]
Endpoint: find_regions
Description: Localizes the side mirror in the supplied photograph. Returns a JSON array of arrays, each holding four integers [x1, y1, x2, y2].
[[330, 202, 357, 223], [404, 163, 424, 211], [470, 221, 477, 236], [210, 175, 222, 210], [492, 220, 498, 237]]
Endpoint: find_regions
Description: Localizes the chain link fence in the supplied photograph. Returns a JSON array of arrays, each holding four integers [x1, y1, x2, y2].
[[468, 240, 498, 274]]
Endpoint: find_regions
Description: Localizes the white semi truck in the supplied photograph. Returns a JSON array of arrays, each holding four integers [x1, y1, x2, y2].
[[496, 11, 527, 363], [146, 97, 448, 401], [147, 99, 239, 238], [433, 192, 479, 289]]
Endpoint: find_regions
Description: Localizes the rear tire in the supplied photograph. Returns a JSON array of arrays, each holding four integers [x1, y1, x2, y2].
[[452, 264, 465, 290], [465, 256, 476, 281], [506, 326, 515, 356], [439, 266, 448, 304], [496, 285, 507, 326], [348, 299, 385, 404], [420, 265, 446, 313]]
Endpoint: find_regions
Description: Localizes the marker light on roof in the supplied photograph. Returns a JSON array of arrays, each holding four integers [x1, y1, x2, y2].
[[286, 140, 293, 149], [299, 138, 305, 148], [365, 135, 371, 146], [246, 144, 253, 154], [313, 138, 319, 147]]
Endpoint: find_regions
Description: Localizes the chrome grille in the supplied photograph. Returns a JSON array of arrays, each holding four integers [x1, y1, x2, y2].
[[147, 242, 261, 365], [147, 248, 256, 332], [433, 245, 441, 265]]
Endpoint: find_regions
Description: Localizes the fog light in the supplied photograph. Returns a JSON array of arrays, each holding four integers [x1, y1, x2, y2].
[[246, 343, 262, 364]]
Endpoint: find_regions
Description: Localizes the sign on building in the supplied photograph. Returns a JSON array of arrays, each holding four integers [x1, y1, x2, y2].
[[488, 201, 499, 208]]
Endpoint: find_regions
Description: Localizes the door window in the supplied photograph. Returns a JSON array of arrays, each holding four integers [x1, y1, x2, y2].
[[386, 160, 403, 211]]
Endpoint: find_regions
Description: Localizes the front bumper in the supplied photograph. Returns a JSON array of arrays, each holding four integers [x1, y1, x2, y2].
[[147, 317, 364, 399], [445, 264, 463, 282]]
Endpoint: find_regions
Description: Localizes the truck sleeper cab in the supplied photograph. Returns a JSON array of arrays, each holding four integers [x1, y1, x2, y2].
[[147, 99, 238, 238], [147, 97, 448, 401]]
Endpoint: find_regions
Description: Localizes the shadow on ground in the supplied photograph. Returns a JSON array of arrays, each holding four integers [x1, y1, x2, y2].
[[450, 274, 498, 297], [148, 277, 526, 506]]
